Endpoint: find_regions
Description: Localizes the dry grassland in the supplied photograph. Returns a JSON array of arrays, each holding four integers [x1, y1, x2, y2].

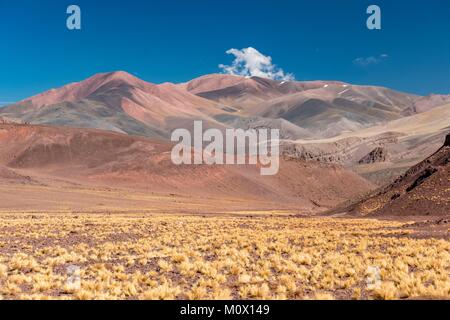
[[0, 213, 448, 300]]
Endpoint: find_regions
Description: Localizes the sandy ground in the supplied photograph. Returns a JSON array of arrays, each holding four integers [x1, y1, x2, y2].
[[0, 183, 303, 215]]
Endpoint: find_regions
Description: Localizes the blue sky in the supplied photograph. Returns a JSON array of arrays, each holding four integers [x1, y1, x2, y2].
[[1, 0, 449, 103]]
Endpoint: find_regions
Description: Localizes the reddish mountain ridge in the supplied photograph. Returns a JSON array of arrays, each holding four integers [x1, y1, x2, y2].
[[2, 71, 448, 194], [1, 72, 229, 138], [1, 72, 425, 141], [0, 122, 374, 211]]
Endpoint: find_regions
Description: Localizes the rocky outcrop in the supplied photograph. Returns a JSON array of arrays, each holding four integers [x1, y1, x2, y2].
[[0, 117, 22, 124], [336, 135, 450, 216], [358, 147, 388, 164]]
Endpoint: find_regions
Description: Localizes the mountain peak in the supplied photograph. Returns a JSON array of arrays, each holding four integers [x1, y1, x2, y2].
[[10, 71, 154, 109], [90, 71, 151, 87], [101, 70, 137, 80], [183, 73, 246, 94]]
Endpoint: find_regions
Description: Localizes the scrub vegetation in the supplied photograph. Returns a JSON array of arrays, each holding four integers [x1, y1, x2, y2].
[[0, 213, 448, 300]]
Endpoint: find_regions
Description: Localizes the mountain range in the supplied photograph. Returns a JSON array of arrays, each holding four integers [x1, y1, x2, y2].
[[1, 71, 449, 215], [5, 71, 447, 141]]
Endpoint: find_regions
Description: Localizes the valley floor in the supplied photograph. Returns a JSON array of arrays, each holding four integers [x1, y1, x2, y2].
[[0, 208, 448, 300], [0, 183, 302, 215]]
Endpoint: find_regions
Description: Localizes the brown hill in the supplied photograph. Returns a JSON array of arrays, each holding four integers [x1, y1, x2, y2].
[[339, 134, 450, 216], [0, 166, 36, 184], [0, 72, 229, 139], [0, 123, 374, 212], [184, 74, 418, 138]]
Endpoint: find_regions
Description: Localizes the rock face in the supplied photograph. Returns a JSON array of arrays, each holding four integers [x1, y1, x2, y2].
[[445, 134, 450, 147], [336, 134, 450, 216], [0, 117, 21, 124], [358, 147, 388, 164]]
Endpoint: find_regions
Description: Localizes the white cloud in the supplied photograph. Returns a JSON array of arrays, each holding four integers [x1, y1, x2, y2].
[[219, 47, 294, 81], [354, 54, 388, 67]]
